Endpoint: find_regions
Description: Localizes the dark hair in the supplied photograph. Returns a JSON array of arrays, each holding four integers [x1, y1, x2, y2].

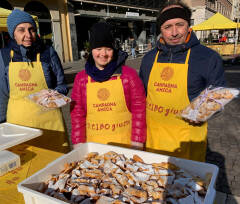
[[156, 0, 192, 34]]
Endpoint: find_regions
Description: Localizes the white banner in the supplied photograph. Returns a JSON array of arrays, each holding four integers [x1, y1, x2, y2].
[[126, 12, 139, 17]]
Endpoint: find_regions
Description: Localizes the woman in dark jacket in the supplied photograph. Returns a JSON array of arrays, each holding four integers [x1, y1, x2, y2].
[[0, 9, 69, 151], [0, 9, 68, 127], [0, 9, 70, 202]]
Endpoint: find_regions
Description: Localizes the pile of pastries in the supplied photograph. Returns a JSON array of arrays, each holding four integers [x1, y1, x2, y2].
[[181, 87, 239, 122], [38, 151, 211, 204], [28, 89, 71, 109]]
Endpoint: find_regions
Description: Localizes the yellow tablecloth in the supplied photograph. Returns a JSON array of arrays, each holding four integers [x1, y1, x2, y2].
[[0, 130, 70, 204]]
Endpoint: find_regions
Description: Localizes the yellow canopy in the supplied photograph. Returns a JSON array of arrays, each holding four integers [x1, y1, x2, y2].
[[192, 12, 238, 31], [42, 33, 52, 40], [0, 7, 38, 32]]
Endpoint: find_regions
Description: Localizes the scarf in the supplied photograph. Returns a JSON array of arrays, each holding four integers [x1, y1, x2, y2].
[[85, 60, 118, 82]]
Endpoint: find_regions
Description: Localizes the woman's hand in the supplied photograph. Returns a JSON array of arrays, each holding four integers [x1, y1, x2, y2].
[[131, 141, 144, 150], [73, 143, 83, 150]]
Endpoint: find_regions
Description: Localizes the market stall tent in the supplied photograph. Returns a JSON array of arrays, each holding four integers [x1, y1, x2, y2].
[[192, 12, 238, 31], [0, 7, 38, 32]]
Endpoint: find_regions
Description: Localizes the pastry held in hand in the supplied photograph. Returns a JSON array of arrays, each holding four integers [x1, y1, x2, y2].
[[28, 89, 71, 109], [181, 86, 239, 122]]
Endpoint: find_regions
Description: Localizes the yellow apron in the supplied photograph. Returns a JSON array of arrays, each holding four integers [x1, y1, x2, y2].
[[146, 49, 207, 162], [0, 51, 70, 204], [86, 76, 131, 145], [7, 51, 64, 131]]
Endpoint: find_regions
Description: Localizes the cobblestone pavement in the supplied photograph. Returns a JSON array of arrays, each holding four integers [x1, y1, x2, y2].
[[62, 56, 240, 203], [207, 64, 240, 203]]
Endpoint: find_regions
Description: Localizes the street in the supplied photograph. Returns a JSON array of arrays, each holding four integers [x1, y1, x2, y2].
[[62, 56, 240, 204]]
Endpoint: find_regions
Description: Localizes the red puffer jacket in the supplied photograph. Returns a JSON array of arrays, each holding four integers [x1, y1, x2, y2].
[[70, 65, 146, 144]]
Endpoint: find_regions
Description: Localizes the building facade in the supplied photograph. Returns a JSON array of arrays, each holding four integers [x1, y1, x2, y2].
[[1, 0, 237, 62], [68, 0, 164, 55], [187, 0, 233, 40], [0, 0, 74, 62], [191, 0, 233, 26], [232, 0, 240, 21]]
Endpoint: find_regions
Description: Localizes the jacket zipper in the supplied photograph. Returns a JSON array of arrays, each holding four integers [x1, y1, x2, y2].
[[168, 48, 173, 62]]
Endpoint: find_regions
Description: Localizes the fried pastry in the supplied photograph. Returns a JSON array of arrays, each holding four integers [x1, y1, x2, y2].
[[41, 151, 209, 203], [28, 89, 71, 109], [181, 87, 239, 122]]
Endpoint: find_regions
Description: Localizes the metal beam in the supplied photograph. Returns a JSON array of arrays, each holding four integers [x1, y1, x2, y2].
[[74, 9, 156, 21], [70, 0, 159, 12]]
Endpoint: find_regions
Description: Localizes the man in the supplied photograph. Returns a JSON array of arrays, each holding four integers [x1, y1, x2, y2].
[[139, 0, 225, 162]]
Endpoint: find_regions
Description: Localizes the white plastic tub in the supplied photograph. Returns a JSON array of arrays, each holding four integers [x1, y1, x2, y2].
[[0, 123, 42, 151], [18, 142, 219, 204]]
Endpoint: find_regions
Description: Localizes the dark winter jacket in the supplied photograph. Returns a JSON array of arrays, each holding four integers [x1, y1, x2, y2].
[[139, 31, 226, 101], [0, 39, 68, 122], [70, 50, 146, 144]]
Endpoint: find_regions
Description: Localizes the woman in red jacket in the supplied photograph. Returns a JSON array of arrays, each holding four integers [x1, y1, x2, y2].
[[70, 22, 146, 149]]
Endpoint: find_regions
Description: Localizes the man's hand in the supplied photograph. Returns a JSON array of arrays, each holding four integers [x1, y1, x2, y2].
[[183, 118, 203, 126], [189, 120, 201, 124]]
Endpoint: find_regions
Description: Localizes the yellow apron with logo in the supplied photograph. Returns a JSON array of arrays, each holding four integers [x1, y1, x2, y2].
[[86, 76, 131, 145], [146, 49, 207, 162], [7, 51, 65, 131], [0, 51, 70, 204]]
